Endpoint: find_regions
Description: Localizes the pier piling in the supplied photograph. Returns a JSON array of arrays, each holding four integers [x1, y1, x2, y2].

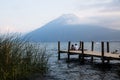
[[91, 41, 94, 63], [81, 41, 84, 63], [58, 41, 60, 60], [101, 42, 105, 64], [67, 41, 71, 61], [107, 42, 110, 63]]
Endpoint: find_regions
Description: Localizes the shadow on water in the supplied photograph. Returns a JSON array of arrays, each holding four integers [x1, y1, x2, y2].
[[92, 63, 120, 80], [45, 56, 120, 80], [92, 63, 112, 71]]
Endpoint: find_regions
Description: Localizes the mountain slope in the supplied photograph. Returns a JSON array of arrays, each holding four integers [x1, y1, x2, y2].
[[26, 14, 120, 42]]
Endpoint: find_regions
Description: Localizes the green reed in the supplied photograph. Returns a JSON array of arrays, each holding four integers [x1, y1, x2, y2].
[[0, 33, 49, 80]]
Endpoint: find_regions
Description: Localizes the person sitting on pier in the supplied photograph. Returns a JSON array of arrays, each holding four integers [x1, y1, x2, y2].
[[71, 44, 75, 50], [75, 44, 79, 50], [112, 49, 119, 54]]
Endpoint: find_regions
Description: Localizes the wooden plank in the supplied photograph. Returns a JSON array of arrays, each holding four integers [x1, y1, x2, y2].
[[59, 50, 120, 60]]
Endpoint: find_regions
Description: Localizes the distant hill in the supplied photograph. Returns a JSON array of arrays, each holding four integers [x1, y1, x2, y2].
[[25, 14, 120, 42]]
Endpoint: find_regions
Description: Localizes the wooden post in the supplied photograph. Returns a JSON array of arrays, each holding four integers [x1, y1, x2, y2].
[[79, 41, 82, 49], [101, 42, 105, 64], [58, 41, 60, 60], [91, 41, 94, 63], [91, 41, 94, 51], [107, 42, 109, 53], [79, 41, 82, 60], [68, 41, 71, 61], [68, 41, 71, 52], [81, 41, 84, 63], [107, 42, 110, 63]]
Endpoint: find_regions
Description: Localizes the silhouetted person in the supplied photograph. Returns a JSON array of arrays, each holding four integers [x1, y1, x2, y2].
[[75, 44, 79, 50], [71, 44, 75, 50], [112, 49, 118, 54]]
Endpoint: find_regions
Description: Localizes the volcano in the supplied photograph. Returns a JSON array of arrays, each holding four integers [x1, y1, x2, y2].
[[25, 14, 120, 42]]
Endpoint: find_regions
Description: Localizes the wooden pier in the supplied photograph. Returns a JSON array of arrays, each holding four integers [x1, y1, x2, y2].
[[58, 41, 120, 64]]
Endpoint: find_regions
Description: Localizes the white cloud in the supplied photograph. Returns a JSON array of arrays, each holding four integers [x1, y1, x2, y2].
[[0, 0, 76, 33], [0, 0, 120, 33], [75, 0, 120, 30]]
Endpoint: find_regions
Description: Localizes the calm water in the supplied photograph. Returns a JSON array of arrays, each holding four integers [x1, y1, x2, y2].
[[36, 42, 120, 80]]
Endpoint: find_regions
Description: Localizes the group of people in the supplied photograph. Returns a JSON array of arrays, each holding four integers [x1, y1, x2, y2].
[[71, 44, 80, 50]]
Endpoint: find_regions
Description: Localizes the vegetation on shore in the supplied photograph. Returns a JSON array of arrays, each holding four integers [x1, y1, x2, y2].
[[0, 33, 49, 80]]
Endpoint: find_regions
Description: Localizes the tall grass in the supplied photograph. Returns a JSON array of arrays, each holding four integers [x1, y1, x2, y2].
[[0, 33, 49, 80]]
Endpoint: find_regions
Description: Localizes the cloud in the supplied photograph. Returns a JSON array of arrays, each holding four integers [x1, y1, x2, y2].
[[0, 0, 120, 33], [0, 0, 77, 33], [76, 0, 112, 10], [100, 0, 120, 12], [75, 0, 120, 30], [76, 0, 120, 13], [87, 14, 120, 30]]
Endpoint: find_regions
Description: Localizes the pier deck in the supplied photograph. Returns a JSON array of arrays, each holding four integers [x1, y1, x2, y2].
[[58, 41, 120, 64], [59, 50, 120, 60]]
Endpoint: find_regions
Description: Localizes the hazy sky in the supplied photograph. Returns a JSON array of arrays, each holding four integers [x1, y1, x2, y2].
[[0, 0, 120, 33]]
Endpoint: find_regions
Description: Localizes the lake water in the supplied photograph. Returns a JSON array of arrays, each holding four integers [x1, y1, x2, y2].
[[35, 42, 120, 80]]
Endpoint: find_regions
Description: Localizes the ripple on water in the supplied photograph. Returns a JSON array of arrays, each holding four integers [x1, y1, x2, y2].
[[45, 47, 120, 80]]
